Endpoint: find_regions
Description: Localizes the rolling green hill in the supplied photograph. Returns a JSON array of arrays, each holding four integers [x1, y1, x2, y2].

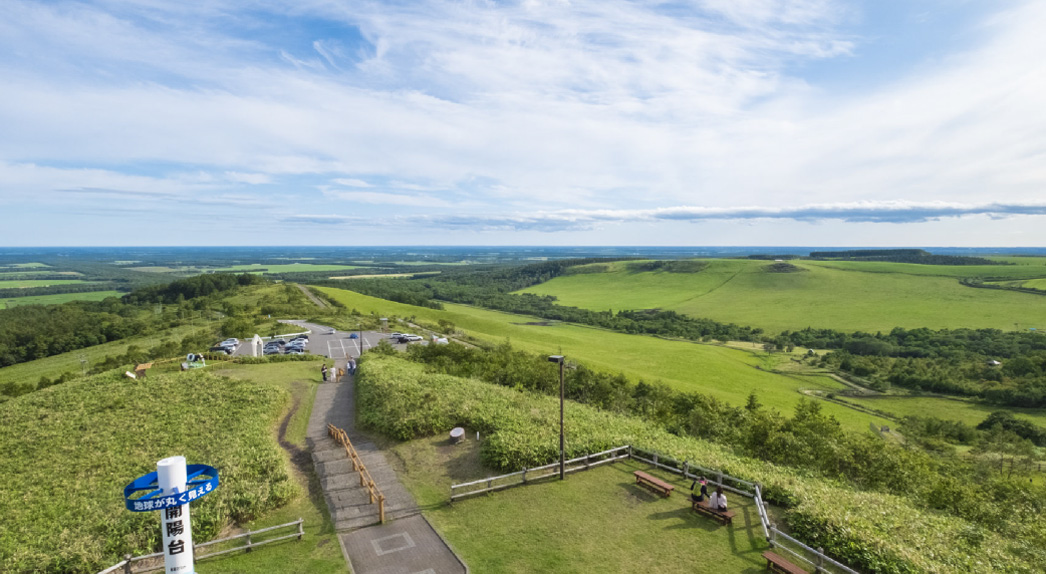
[[519, 259, 1046, 333], [315, 286, 892, 433]]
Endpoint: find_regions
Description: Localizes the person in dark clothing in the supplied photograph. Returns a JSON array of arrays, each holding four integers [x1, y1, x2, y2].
[[321, 364, 328, 382], [690, 477, 708, 502]]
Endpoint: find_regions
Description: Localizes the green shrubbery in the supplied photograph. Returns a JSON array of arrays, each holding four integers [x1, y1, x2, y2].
[[356, 353, 1046, 574], [0, 370, 296, 574]]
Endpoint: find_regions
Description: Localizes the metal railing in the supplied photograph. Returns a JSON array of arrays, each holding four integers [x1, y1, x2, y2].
[[97, 518, 304, 574], [328, 423, 386, 523]]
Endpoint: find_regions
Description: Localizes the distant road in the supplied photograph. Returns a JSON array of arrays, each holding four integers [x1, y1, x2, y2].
[[295, 284, 327, 308]]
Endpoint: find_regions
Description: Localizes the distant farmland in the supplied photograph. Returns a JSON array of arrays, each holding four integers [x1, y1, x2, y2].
[[519, 259, 1046, 333]]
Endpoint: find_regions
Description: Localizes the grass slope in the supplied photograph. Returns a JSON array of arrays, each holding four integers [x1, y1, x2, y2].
[[0, 324, 205, 389], [1, 290, 122, 308], [315, 286, 889, 433], [520, 259, 1046, 333], [390, 435, 767, 574], [0, 369, 295, 573]]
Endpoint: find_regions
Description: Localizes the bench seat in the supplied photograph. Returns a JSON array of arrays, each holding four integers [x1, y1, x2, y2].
[[691, 499, 736, 526], [762, 550, 809, 574], [633, 470, 674, 497]]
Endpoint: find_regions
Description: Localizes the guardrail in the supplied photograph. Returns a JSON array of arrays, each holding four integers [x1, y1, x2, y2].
[[97, 518, 304, 574], [450, 444, 862, 574], [328, 423, 386, 522]]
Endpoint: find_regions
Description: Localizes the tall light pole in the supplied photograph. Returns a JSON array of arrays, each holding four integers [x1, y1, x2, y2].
[[548, 355, 565, 480]]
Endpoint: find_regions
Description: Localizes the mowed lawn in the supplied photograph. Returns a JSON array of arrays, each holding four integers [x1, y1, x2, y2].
[[315, 287, 891, 433], [844, 395, 1046, 428], [389, 434, 769, 574], [0, 290, 122, 308], [519, 259, 1046, 333]]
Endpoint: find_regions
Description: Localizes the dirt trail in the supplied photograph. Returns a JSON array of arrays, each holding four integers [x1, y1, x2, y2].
[[296, 284, 328, 308]]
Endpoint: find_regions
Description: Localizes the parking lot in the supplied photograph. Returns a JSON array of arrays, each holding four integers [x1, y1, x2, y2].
[[228, 320, 417, 360]]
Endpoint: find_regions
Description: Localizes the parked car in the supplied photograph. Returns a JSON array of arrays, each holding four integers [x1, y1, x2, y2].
[[404, 334, 424, 341], [263, 347, 281, 355], [209, 345, 232, 355], [390, 332, 404, 338], [272, 339, 287, 347], [285, 347, 305, 355], [348, 333, 358, 339]]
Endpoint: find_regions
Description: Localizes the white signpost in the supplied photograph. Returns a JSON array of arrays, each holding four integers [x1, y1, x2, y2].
[[124, 458, 219, 574], [158, 457, 194, 573]]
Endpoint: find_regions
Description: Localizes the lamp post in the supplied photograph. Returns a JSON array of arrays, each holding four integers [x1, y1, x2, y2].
[[548, 355, 565, 480]]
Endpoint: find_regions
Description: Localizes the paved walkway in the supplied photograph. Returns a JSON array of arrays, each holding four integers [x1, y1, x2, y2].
[[306, 364, 467, 573]]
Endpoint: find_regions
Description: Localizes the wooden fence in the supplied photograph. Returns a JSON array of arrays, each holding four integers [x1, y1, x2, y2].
[[97, 518, 304, 574], [450, 446, 630, 501], [328, 423, 386, 522], [450, 444, 863, 574]]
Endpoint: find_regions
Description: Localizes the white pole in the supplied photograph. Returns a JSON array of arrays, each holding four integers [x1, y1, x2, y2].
[[157, 456, 194, 574]]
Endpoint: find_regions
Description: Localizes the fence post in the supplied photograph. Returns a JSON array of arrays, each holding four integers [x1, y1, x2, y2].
[[653, 453, 658, 467], [123, 554, 132, 574], [379, 495, 386, 524], [769, 524, 777, 548], [683, 461, 689, 479], [368, 481, 376, 504], [298, 518, 304, 540], [246, 529, 252, 552], [816, 547, 825, 572], [717, 471, 723, 488], [522, 467, 528, 484]]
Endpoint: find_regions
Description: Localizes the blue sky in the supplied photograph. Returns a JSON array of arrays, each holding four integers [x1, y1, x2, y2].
[[2, 0, 1045, 246]]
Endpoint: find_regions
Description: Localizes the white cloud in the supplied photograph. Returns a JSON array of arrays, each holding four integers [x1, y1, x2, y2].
[[2, 0, 1046, 244]]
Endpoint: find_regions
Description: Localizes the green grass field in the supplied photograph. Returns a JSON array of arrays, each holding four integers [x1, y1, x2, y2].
[[0, 279, 93, 288], [1, 262, 50, 268], [519, 259, 1046, 333], [316, 286, 893, 433], [388, 434, 768, 574], [128, 263, 362, 274], [842, 394, 1046, 428], [1, 290, 122, 308], [0, 323, 209, 389]]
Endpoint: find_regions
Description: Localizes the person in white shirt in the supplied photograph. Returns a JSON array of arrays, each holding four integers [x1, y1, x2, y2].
[[707, 490, 718, 510]]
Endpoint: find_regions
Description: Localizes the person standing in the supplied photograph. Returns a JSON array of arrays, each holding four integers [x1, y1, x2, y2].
[[321, 364, 328, 382], [349, 357, 357, 375]]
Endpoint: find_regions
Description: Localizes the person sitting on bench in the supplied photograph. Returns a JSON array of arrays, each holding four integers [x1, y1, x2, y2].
[[690, 477, 708, 502], [714, 486, 728, 512]]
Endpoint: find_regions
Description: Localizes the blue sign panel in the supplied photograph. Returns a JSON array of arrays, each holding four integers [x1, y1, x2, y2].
[[124, 464, 219, 512]]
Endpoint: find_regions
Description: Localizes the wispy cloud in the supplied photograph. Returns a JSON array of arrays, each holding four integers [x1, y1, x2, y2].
[[297, 201, 1046, 232], [2, 1, 1046, 245]]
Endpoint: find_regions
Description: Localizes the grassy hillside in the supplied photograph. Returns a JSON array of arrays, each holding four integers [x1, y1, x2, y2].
[[315, 286, 892, 433], [519, 259, 1046, 333], [1, 290, 123, 308], [0, 368, 296, 573]]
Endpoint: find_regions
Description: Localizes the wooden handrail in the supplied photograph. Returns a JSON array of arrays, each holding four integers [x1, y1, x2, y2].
[[327, 424, 386, 523]]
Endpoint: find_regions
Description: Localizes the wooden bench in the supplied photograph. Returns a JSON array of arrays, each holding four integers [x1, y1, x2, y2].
[[633, 470, 674, 497], [691, 498, 736, 526], [762, 551, 809, 574]]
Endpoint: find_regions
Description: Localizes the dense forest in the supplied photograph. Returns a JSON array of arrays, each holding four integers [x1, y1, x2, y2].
[[809, 249, 1006, 265], [0, 274, 264, 369]]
